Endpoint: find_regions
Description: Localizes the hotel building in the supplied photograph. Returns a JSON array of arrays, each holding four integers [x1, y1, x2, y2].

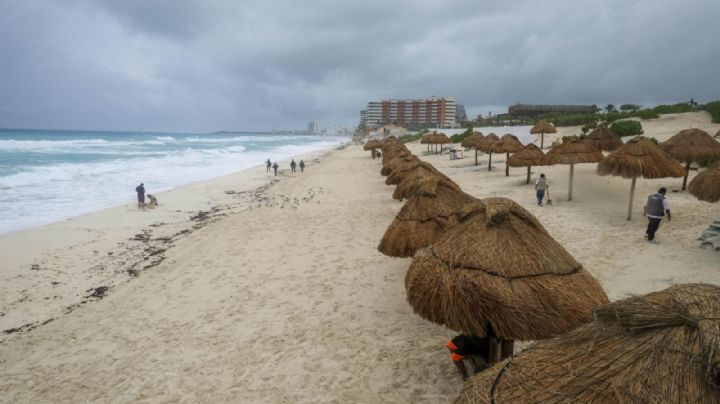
[[361, 96, 457, 129]]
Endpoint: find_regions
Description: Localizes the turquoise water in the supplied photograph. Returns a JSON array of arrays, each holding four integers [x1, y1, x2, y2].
[[0, 129, 348, 234]]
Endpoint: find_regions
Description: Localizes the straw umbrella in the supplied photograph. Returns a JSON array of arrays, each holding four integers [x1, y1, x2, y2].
[[530, 120, 556, 149], [477, 133, 499, 171], [461, 132, 485, 166], [363, 139, 383, 151], [597, 136, 685, 220], [688, 163, 720, 203], [379, 177, 476, 257], [584, 124, 622, 151], [508, 144, 546, 184], [660, 128, 720, 191], [434, 132, 451, 154], [392, 168, 456, 201], [386, 160, 447, 187], [380, 154, 417, 177], [406, 197, 608, 361], [488, 134, 524, 177], [543, 138, 604, 201], [456, 283, 720, 404]]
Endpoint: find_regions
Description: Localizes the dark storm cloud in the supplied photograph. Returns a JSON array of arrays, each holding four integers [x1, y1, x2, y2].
[[1, 0, 719, 131]]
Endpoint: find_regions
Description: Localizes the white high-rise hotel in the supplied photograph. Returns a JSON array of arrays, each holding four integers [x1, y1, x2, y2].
[[361, 96, 456, 129]]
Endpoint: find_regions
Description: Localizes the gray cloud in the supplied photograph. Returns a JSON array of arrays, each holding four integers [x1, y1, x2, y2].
[[1, 0, 719, 132]]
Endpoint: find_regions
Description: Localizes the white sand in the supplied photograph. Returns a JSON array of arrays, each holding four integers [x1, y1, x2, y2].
[[1, 112, 719, 402]]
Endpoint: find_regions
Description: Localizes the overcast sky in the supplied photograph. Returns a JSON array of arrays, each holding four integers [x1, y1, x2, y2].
[[1, 0, 719, 133]]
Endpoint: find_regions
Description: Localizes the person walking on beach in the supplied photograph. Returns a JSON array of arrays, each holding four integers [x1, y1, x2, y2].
[[535, 174, 549, 206], [135, 183, 146, 209], [290, 159, 297, 173], [645, 187, 671, 244], [266, 159, 272, 172], [299, 160, 305, 173], [272, 162, 279, 176]]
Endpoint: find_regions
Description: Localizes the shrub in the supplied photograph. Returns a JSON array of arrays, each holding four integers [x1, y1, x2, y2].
[[620, 104, 641, 112], [636, 109, 660, 120], [610, 120, 643, 137], [705, 101, 720, 123], [450, 128, 473, 143], [604, 112, 633, 123], [398, 134, 423, 143], [652, 103, 694, 114]]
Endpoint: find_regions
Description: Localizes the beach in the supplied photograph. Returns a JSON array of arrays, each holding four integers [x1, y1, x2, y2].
[[1, 112, 720, 403]]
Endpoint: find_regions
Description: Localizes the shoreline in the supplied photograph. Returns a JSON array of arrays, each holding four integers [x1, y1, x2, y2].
[[0, 145, 341, 337]]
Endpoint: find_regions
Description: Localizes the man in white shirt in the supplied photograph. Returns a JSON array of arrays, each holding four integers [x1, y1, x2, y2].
[[645, 187, 671, 244]]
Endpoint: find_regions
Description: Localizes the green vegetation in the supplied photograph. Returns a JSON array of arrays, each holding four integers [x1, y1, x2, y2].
[[450, 128, 473, 143], [636, 109, 660, 119], [610, 120, 643, 137], [652, 102, 695, 114], [552, 113, 597, 127], [704, 101, 720, 123], [398, 133, 424, 143], [620, 104, 641, 112]]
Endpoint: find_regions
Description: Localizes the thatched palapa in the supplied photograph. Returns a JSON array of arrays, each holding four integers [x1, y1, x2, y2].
[[689, 164, 720, 203], [488, 134, 524, 177], [477, 133, 499, 171], [507, 144, 546, 184], [660, 128, 720, 190], [363, 139, 384, 151], [530, 120, 556, 149], [597, 136, 685, 220], [392, 169, 457, 201], [584, 124, 622, 151], [456, 283, 720, 404], [461, 132, 485, 166], [380, 154, 417, 177], [405, 197, 608, 341], [379, 177, 476, 257], [543, 137, 604, 201]]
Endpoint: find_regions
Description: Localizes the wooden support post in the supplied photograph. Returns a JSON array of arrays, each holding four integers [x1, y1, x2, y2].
[[568, 163, 574, 201], [541, 131, 544, 149], [505, 152, 510, 176], [488, 153, 493, 171], [627, 176, 637, 221], [682, 161, 690, 191], [500, 339, 514, 360], [475, 149, 478, 166], [526, 166, 531, 184], [488, 337, 502, 364]]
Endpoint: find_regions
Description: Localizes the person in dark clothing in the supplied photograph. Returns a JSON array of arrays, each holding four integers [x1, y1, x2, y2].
[[272, 162, 279, 176], [299, 160, 305, 172], [266, 159, 272, 172], [371, 149, 377, 159], [447, 335, 491, 380], [645, 187, 671, 243], [290, 159, 297, 173], [135, 183, 145, 209]]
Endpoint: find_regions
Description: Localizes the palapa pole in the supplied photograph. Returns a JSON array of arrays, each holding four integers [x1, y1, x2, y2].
[[475, 149, 478, 166], [526, 166, 531, 184], [505, 152, 510, 177], [627, 176, 637, 221], [541, 131, 544, 149], [682, 161, 691, 191], [568, 163, 574, 201], [488, 152, 493, 171]]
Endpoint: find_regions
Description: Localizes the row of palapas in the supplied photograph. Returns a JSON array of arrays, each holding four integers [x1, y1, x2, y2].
[[366, 137, 720, 403], [367, 126, 720, 221]]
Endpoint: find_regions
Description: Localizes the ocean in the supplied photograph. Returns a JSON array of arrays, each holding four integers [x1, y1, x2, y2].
[[0, 129, 349, 235]]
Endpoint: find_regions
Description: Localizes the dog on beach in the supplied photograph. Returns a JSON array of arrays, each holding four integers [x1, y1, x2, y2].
[[146, 194, 159, 209]]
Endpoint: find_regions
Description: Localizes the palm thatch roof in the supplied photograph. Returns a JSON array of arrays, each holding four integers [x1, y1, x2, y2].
[[392, 169, 457, 201], [363, 139, 384, 150], [688, 164, 720, 203], [461, 132, 485, 149], [543, 137, 604, 165], [507, 144, 545, 167], [379, 177, 477, 257], [488, 134, 524, 154], [530, 120, 557, 134], [386, 160, 445, 186], [476, 133, 499, 152], [436, 133, 451, 144], [585, 124, 622, 151], [597, 136, 685, 220], [661, 128, 720, 163], [380, 154, 417, 177], [405, 197, 609, 340], [597, 136, 685, 179], [456, 283, 720, 404]]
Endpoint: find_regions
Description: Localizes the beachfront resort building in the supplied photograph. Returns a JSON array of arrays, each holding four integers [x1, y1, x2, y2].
[[508, 104, 598, 117], [307, 121, 320, 134], [361, 96, 457, 130]]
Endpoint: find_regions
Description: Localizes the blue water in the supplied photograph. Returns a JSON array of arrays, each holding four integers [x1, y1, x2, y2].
[[0, 129, 349, 234]]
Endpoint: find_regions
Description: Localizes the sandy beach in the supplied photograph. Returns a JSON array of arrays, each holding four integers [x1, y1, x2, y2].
[[1, 112, 720, 403]]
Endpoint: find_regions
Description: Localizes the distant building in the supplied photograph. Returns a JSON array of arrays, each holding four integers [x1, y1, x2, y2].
[[508, 104, 598, 117], [361, 96, 457, 129], [455, 104, 467, 123], [307, 121, 320, 134]]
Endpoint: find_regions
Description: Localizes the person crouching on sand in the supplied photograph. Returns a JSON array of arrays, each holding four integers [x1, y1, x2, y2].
[[146, 194, 159, 209]]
